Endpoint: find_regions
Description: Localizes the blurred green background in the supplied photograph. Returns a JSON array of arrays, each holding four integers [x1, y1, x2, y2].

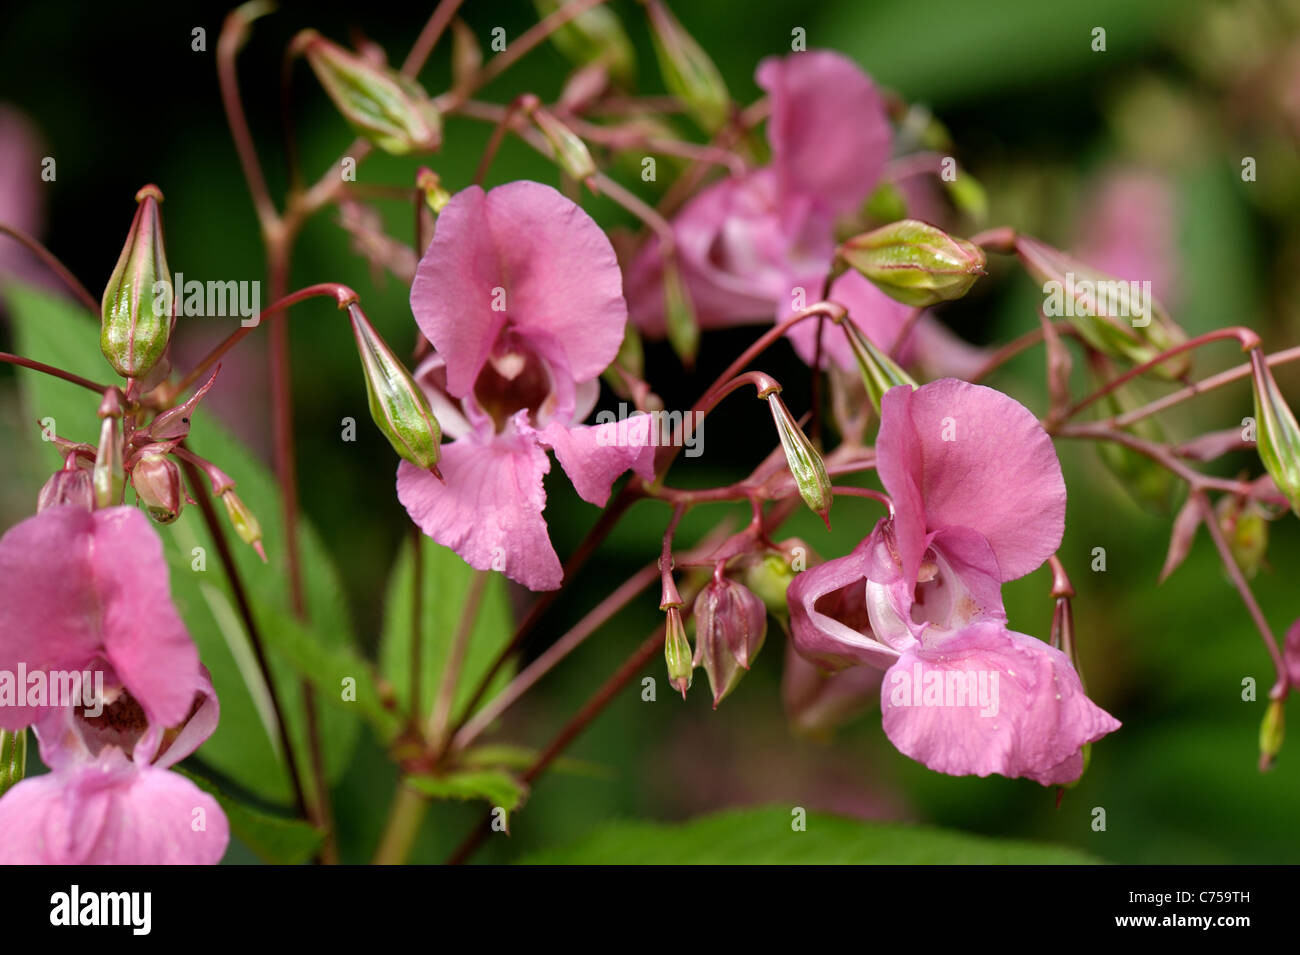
[[2, 0, 1299, 863]]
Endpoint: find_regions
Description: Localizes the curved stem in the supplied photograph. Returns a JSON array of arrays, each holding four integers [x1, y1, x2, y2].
[[0, 223, 99, 313], [217, 3, 281, 236], [1193, 489, 1288, 699], [1063, 327, 1261, 422], [172, 283, 358, 396], [0, 352, 111, 394]]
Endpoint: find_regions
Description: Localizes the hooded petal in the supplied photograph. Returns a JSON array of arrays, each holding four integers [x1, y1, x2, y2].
[[879, 620, 1120, 785], [412, 181, 626, 397], [397, 417, 563, 590], [787, 526, 901, 670], [756, 50, 890, 213], [0, 756, 228, 864], [0, 506, 199, 731], [878, 379, 1066, 582], [536, 413, 658, 507]]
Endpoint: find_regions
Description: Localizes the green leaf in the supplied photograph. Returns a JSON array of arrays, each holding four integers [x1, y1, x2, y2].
[[405, 769, 526, 821], [379, 535, 514, 724], [249, 596, 402, 743], [5, 281, 361, 806], [178, 768, 324, 865], [517, 807, 1102, 864]]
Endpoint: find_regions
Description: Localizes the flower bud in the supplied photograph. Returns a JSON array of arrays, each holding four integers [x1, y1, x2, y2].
[[349, 303, 443, 475], [294, 30, 441, 155], [132, 453, 184, 524], [839, 219, 985, 308], [38, 465, 94, 513], [664, 606, 693, 699], [742, 552, 798, 623], [1016, 236, 1190, 380], [0, 727, 26, 799], [692, 575, 767, 707], [765, 392, 832, 529], [1260, 698, 1285, 771], [1250, 347, 1300, 515], [838, 315, 917, 414], [529, 104, 596, 183], [220, 489, 267, 563], [536, 0, 636, 86], [92, 416, 125, 509], [662, 255, 699, 368], [101, 185, 173, 380], [644, 0, 730, 133]]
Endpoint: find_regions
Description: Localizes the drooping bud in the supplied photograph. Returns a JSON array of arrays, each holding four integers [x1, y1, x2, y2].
[[644, 0, 730, 133], [294, 30, 441, 155], [765, 391, 832, 529], [132, 453, 184, 524], [1016, 236, 1190, 381], [1259, 698, 1285, 771], [663, 606, 693, 699], [1249, 347, 1300, 515], [535, 0, 636, 86], [349, 303, 443, 475], [92, 416, 125, 509], [0, 727, 26, 799], [839, 219, 986, 308], [662, 254, 699, 368], [101, 185, 173, 381], [219, 489, 266, 562], [692, 575, 767, 707], [837, 315, 917, 414], [529, 104, 597, 183], [38, 464, 94, 513]]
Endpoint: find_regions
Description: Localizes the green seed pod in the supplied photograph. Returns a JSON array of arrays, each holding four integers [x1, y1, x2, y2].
[[101, 185, 173, 380]]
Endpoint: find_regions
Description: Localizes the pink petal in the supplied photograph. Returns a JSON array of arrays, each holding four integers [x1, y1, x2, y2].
[[0, 759, 228, 864], [0, 506, 199, 731], [782, 640, 883, 739], [396, 421, 563, 591], [878, 379, 1066, 582], [787, 527, 901, 671], [412, 181, 626, 397], [536, 414, 658, 507], [756, 50, 890, 214], [880, 621, 1120, 785]]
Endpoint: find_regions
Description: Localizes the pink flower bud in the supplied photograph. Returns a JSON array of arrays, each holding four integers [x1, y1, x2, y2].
[[692, 575, 768, 708], [132, 453, 184, 524], [37, 466, 94, 513]]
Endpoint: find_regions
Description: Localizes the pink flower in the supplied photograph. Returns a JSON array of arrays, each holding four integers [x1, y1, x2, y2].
[[400, 181, 656, 590], [626, 50, 894, 366], [0, 670, 228, 864], [788, 379, 1120, 784], [0, 506, 200, 733], [0, 505, 227, 863]]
